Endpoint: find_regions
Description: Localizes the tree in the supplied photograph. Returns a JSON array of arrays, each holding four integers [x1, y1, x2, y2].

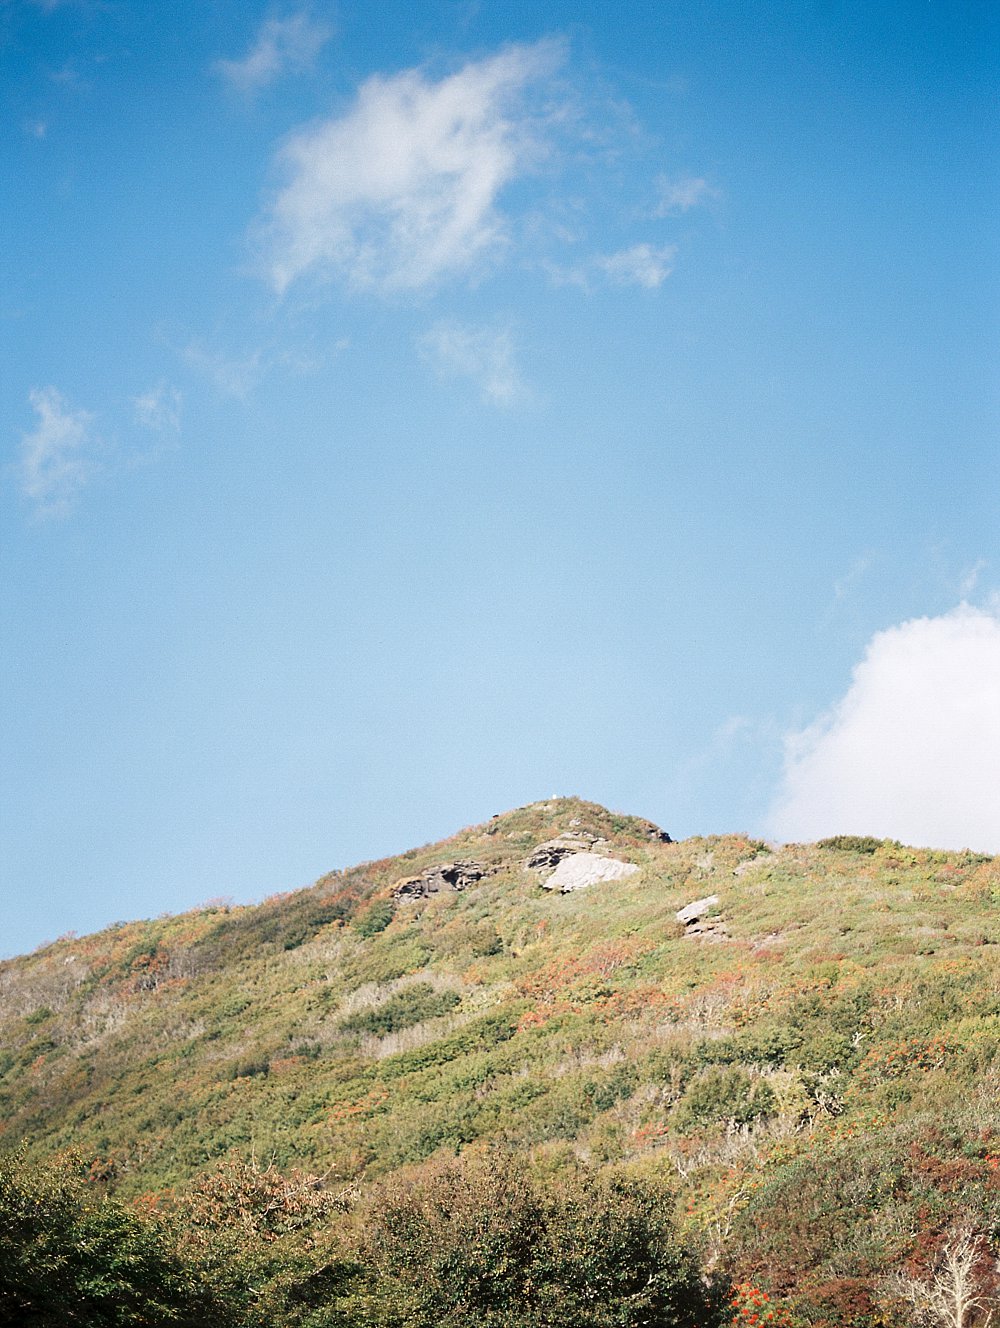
[[347, 1149, 729, 1328], [0, 1150, 223, 1327], [174, 1153, 359, 1328], [886, 1224, 998, 1328]]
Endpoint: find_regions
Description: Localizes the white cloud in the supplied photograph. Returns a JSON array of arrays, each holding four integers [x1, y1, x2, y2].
[[543, 241, 678, 291], [181, 334, 349, 396], [959, 558, 987, 599], [833, 554, 873, 602], [654, 173, 712, 216], [418, 320, 524, 404], [182, 339, 264, 398], [769, 606, 1000, 852], [215, 12, 332, 94], [133, 383, 182, 433], [17, 387, 99, 516], [263, 39, 563, 294], [596, 242, 676, 288]]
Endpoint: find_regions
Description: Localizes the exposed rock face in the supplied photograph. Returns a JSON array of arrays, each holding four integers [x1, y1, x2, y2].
[[675, 893, 728, 941], [394, 861, 490, 901], [526, 832, 604, 870], [541, 853, 640, 893], [635, 818, 673, 844], [675, 894, 719, 925]]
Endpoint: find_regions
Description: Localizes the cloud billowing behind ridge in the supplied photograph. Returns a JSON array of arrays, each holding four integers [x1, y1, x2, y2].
[[768, 605, 1000, 853]]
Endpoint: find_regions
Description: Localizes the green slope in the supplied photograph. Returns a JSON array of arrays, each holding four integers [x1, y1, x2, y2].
[[2, 798, 998, 1320]]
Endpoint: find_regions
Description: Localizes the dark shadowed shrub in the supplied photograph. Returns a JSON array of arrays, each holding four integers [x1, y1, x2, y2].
[[676, 1066, 776, 1130], [352, 899, 394, 939], [816, 836, 885, 854], [340, 983, 461, 1037]]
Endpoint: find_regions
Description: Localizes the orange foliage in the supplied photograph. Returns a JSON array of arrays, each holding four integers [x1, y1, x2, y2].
[[729, 1282, 795, 1326]]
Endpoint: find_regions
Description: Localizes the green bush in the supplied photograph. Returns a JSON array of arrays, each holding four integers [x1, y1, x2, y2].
[[353, 899, 394, 939], [675, 1066, 776, 1130], [349, 1150, 728, 1328], [816, 836, 885, 854], [0, 1150, 225, 1327], [340, 983, 461, 1037]]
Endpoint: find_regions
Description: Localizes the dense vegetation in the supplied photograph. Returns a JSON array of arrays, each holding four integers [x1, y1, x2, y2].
[[0, 1148, 723, 1327], [1, 798, 998, 1324]]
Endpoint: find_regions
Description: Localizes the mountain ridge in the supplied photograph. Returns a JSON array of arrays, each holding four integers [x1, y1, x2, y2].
[[2, 797, 998, 1321]]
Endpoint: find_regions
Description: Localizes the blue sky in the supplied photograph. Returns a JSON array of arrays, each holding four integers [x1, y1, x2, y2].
[[2, 0, 997, 957]]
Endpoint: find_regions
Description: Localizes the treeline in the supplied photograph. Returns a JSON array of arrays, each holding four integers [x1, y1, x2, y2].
[[0, 1148, 730, 1328]]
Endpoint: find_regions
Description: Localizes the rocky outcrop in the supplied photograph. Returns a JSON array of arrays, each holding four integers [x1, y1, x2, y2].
[[675, 894, 727, 941], [675, 894, 719, 925], [634, 818, 673, 844], [394, 861, 491, 902], [526, 831, 605, 870], [540, 853, 640, 893]]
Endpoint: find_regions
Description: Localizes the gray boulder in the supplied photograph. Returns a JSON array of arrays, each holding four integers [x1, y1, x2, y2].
[[526, 831, 602, 870], [541, 853, 640, 893]]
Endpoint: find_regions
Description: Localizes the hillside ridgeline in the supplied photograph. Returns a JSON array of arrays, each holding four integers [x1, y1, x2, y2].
[[2, 798, 998, 1324]]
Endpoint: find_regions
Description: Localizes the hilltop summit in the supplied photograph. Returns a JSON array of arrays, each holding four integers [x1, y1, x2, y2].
[[1, 801, 997, 1316]]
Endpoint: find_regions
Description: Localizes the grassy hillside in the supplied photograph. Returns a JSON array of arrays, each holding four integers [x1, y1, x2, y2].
[[2, 798, 998, 1322]]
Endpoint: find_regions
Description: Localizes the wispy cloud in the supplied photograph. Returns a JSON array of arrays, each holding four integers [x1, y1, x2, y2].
[[654, 173, 713, 216], [133, 383, 182, 433], [595, 242, 677, 288], [215, 12, 332, 95], [18, 387, 99, 516], [262, 39, 564, 294], [182, 339, 264, 398], [180, 333, 349, 397], [768, 605, 1000, 853], [418, 320, 525, 404], [833, 554, 873, 602], [542, 241, 678, 292], [959, 558, 987, 599], [49, 63, 88, 90]]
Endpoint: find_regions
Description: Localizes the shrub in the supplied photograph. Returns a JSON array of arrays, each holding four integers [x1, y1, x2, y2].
[[353, 900, 394, 939], [816, 836, 885, 854], [676, 1066, 776, 1130], [0, 1150, 225, 1327], [340, 983, 461, 1037], [350, 1150, 729, 1328]]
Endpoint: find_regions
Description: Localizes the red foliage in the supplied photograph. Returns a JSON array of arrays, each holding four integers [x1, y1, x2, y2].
[[729, 1282, 795, 1326]]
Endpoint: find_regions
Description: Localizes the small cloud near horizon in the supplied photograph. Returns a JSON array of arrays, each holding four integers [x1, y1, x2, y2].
[[768, 604, 1000, 853]]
